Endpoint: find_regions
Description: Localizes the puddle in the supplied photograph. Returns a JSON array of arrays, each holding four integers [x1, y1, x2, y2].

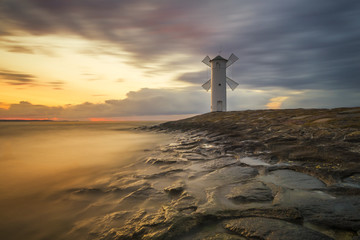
[[240, 157, 270, 166], [259, 169, 326, 189], [273, 189, 336, 206], [186, 166, 258, 201]]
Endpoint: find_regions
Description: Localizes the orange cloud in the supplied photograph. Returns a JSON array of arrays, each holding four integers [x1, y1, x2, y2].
[[0, 102, 10, 109], [89, 118, 119, 122], [266, 96, 288, 109], [0, 88, 208, 120]]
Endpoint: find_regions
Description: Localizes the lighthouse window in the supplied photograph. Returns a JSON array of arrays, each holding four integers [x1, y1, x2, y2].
[[218, 83, 221, 86]]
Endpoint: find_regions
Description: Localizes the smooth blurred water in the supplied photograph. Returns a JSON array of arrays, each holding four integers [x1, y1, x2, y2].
[[0, 121, 168, 240]]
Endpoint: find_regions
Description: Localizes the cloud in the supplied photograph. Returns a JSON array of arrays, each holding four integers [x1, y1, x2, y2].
[[266, 96, 289, 109], [92, 94, 108, 97], [0, 101, 63, 118], [0, 38, 58, 56], [175, 71, 209, 85], [0, 0, 359, 110], [116, 78, 125, 83], [47, 80, 65, 90], [223, 1, 360, 92], [0, 0, 212, 59], [5, 45, 34, 54], [0, 102, 10, 109], [1, 86, 359, 120], [0, 70, 37, 85], [0, 87, 270, 120], [101, 87, 209, 116], [282, 89, 360, 109], [0, 69, 65, 89], [0, 87, 209, 120]]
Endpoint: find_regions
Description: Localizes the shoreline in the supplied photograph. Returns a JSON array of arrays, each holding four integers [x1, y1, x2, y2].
[[3, 110, 359, 239], [148, 107, 360, 186], [112, 107, 360, 239]]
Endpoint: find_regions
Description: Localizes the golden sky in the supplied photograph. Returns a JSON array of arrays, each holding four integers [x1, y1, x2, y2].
[[0, 0, 359, 120], [0, 35, 197, 106]]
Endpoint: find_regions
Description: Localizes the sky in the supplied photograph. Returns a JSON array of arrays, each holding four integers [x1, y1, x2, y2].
[[0, 0, 359, 120]]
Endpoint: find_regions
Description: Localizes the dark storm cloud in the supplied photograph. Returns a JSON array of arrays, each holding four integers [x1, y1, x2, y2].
[[0, 0, 359, 104], [0, 0, 212, 60], [221, 1, 360, 91]]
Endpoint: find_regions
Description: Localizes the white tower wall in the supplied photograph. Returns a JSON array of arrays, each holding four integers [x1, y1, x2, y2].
[[210, 59, 227, 111]]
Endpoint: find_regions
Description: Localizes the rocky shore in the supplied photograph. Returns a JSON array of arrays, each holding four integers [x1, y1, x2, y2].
[[88, 108, 360, 240], [153, 108, 360, 187]]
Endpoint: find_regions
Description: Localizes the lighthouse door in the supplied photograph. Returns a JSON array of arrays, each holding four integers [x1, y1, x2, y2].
[[217, 101, 223, 111]]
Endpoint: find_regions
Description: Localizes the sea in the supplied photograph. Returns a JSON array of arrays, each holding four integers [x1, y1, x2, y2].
[[0, 121, 169, 240]]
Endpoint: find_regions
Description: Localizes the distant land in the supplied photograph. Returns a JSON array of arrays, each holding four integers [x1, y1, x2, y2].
[[0, 119, 54, 122]]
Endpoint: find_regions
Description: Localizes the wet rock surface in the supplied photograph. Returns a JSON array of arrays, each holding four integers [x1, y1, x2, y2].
[[152, 108, 360, 183], [224, 217, 333, 240], [226, 181, 273, 203], [69, 108, 359, 239]]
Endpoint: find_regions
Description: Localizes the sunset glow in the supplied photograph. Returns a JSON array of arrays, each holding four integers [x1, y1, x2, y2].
[[0, 1, 359, 120]]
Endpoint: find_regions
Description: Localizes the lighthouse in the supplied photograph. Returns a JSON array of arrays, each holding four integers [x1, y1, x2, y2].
[[202, 54, 239, 112]]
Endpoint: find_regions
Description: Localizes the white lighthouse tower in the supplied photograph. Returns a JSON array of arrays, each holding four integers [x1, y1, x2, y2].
[[202, 54, 239, 112]]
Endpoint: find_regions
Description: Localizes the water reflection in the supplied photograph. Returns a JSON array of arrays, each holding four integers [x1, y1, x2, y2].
[[0, 121, 168, 240]]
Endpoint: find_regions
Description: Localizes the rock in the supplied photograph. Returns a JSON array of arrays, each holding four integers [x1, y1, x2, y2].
[[226, 181, 273, 203], [343, 173, 360, 187], [181, 153, 206, 161], [201, 166, 258, 185], [146, 157, 178, 165], [121, 107, 360, 239], [301, 197, 360, 231], [239, 157, 270, 166], [344, 131, 360, 142], [102, 204, 204, 240], [142, 168, 184, 179], [152, 108, 360, 179], [224, 217, 333, 240], [260, 169, 326, 189], [206, 207, 303, 223], [164, 182, 185, 196], [311, 118, 334, 124], [274, 189, 360, 231], [187, 157, 239, 172], [119, 185, 166, 205], [325, 185, 360, 195], [171, 192, 197, 212], [201, 233, 246, 240], [287, 148, 319, 161]]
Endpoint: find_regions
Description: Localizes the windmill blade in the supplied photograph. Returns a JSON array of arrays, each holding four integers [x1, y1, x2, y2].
[[226, 77, 239, 90], [226, 53, 239, 68], [202, 56, 211, 67], [202, 79, 211, 91]]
